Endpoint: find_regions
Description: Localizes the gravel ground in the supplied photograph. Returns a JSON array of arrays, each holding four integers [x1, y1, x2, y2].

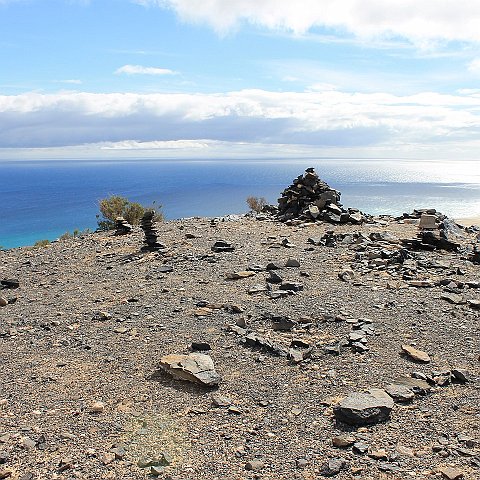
[[0, 214, 479, 480]]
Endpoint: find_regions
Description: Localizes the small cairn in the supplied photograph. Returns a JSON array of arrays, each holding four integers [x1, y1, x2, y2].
[[277, 168, 365, 224], [114, 216, 133, 235], [140, 210, 165, 251]]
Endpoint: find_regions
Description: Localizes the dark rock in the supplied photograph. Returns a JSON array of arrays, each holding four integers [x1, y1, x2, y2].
[[319, 457, 347, 477], [190, 342, 212, 351], [334, 392, 394, 426], [114, 216, 133, 235], [211, 240, 234, 253], [279, 282, 303, 291], [140, 211, 166, 251], [1, 279, 19, 289]]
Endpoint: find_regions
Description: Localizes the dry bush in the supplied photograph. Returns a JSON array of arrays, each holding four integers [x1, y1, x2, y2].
[[246, 196, 267, 213]]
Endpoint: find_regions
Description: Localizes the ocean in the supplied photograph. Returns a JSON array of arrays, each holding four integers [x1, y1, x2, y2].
[[1, 158, 479, 249]]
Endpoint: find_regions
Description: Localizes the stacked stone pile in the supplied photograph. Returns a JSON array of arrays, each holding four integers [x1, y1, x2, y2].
[[276, 168, 365, 224], [140, 210, 165, 251], [114, 217, 133, 235]]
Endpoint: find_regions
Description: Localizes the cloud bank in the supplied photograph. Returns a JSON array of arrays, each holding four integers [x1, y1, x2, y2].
[[1, 89, 480, 158], [115, 64, 178, 75], [139, 0, 480, 43]]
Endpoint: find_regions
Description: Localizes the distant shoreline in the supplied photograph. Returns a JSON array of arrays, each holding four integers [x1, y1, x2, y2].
[[455, 216, 480, 227]]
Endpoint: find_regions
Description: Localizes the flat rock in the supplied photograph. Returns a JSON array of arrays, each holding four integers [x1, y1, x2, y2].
[[0, 298, 7, 308], [226, 271, 256, 280], [332, 435, 355, 448], [394, 375, 432, 395], [439, 466, 464, 480], [401, 344, 431, 363], [384, 383, 415, 402], [159, 353, 221, 387], [333, 392, 393, 426]]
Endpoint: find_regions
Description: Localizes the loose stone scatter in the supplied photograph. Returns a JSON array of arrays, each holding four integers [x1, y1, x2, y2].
[[114, 216, 133, 235], [1, 169, 479, 479], [140, 210, 165, 251]]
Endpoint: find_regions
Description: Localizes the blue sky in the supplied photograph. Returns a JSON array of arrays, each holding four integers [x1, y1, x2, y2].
[[1, 0, 480, 159]]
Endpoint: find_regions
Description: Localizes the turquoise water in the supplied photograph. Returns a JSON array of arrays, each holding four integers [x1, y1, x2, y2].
[[1, 158, 479, 249]]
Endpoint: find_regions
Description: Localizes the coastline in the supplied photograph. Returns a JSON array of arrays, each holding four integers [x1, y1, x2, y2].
[[454, 216, 480, 227]]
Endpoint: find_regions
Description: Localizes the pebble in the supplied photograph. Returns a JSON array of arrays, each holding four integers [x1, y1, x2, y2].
[[90, 401, 105, 413], [245, 460, 264, 471], [332, 435, 355, 448]]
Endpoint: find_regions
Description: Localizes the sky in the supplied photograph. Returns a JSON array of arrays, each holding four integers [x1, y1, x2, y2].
[[1, 0, 480, 160]]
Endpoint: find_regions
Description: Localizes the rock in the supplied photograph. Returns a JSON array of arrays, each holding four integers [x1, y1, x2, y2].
[[384, 384, 415, 402], [271, 316, 296, 331], [0, 298, 7, 307], [0, 279, 19, 289], [467, 299, 480, 309], [226, 271, 256, 280], [296, 458, 308, 469], [159, 353, 221, 386], [401, 344, 431, 363], [140, 210, 165, 251], [245, 460, 264, 471], [332, 435, 355, 448], [451, 369, 470, 383], [319, 457, 347, 477], [369, 449, 388, 460], [114, 216, 133, 235], [394, 375, 432, 395], [285, 258, 300, 267], [211, 240, 234, 253], [441, 293, 465, 304], [90, 401, 105, 413], [0, 470, 12, 479], [0, 452, 8, 464], [267, 271, 283, 284], [408, 280, 434, 288], [439, 466, 464, 479], [352, 441, 369, 454], [334, 392, 394, 426], [211, 393, 232, 407], [338, 269, 354, 282], [279, 282, 303, 291], [157, 265, 174, 273], [190, 342, 211, 351]]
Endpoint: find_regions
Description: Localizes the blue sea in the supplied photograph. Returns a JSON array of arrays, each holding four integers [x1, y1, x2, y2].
[[1, 158, 479, 249]]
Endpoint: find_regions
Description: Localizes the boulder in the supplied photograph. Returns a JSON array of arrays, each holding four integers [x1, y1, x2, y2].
[[159, 353, 221, 387], [333, 392, 394, 426]]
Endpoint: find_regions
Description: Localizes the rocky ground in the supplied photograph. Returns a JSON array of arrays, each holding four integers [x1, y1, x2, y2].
[[0, 210, 479, 480]]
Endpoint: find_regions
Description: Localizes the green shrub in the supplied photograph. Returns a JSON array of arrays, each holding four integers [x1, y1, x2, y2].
[[59, 228, 92, 240], [246, 196, 267, 213], [97, 195, 164, 231]]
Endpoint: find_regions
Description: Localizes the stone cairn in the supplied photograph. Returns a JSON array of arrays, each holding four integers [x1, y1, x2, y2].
[[276, 168, 365, 224], [140, 210, 165, 251], [114, 216, 133, 235]]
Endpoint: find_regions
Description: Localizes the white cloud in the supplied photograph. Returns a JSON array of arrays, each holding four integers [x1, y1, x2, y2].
[[115, 64, 178, 75], [467, 58, 480, 75], [138, 0, 480, 44], [55, 79, 82, 85], [1, 89, 480, 156]]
